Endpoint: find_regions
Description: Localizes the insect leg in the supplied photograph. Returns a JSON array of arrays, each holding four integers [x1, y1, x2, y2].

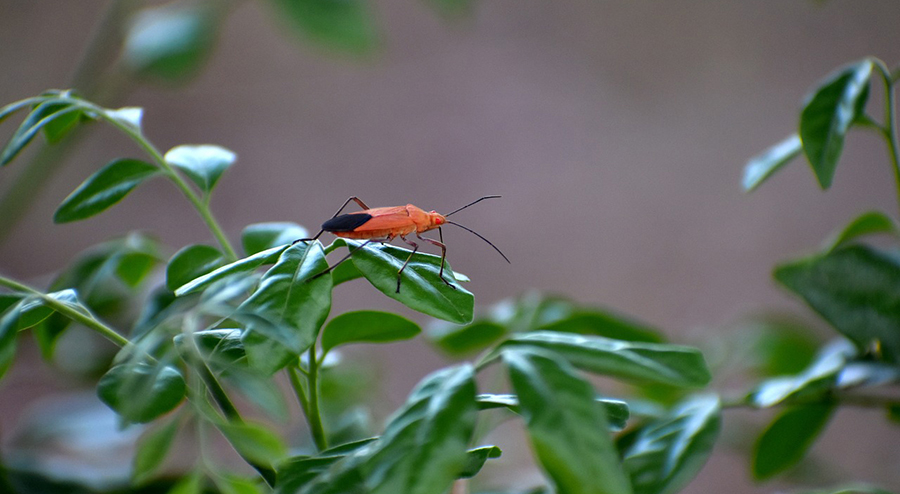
[[416, 232, 455, 289], [308, 236, 391, 281], [293, 196, 371, 244], [397, 235, 420, 293]]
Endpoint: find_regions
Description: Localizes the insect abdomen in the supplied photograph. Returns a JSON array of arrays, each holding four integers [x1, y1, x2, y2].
[[322, 213, 372, 232]]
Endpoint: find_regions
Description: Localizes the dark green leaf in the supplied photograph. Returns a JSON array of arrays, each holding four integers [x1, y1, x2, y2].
[[502, 348, 631, 494], [331, 258, 364, 285], [321, 310, 420, 354], [174, 245, 288, 295], [622, 395, 721, 494], [165, 144, 236, 194], [174, 329, 246, 371], [166, 244, 227, 292], [41, 103, 82, 143], [0, 307, 20, 380], [333, 239, 474, 324], [235, 242, 332, 354], [476, 393, 630, 431], [277, 438, 378, 493], [116, 251, 158, 287], [122, 3, 219, 81], [133, 415, 181, 484], [32, 312, 72, 360], [774, 245, 900, 362], [428, 320, 508, 356], [97, 361, 186, 423], [539, 310, 664, 343], [267, 0, 379, 55], [241, 329, 297, 375], [799, 60, 873, 188], [747, 341, 850, 408], [459, 445, 502, 479], [485, 331, 711, 387], [218, 421, 288, 468], [242, 222, 309, 256], [752, 403, 835, 480], [54, 158, 160, 223], [742, 134, 802, 192], [824, 211, 898, 252], [0, 95, 55, 125], [1, 100, 83, 165]]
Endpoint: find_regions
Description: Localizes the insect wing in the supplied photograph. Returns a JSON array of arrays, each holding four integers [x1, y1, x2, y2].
[[348, 206, 412, 232]]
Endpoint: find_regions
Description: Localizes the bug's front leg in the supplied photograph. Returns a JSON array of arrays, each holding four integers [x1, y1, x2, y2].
[[416, 232, 455, 290], [397, 235, 420, 293]]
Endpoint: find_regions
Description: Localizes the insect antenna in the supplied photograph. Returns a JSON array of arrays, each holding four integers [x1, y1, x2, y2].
[[445, 195, 502, 217], [446, 220, 511, 264]]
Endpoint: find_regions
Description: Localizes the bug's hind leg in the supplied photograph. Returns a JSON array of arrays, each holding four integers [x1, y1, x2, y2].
[[293, 196, 371, 245], [416, 232, 455, 289], [307, 236, 390, 282]]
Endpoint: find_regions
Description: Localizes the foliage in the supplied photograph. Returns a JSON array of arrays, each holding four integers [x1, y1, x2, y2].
[[1, 13, 899, 494]]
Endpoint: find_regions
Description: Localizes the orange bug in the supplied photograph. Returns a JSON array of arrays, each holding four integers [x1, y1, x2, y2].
[[298, 196, 509, 292]]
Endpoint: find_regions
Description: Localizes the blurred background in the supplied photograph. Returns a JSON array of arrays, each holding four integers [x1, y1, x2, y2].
[[2, 0, 900, 492]]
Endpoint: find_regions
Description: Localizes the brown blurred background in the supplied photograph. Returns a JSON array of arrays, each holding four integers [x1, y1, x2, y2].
[[2, 0, 900, 492]]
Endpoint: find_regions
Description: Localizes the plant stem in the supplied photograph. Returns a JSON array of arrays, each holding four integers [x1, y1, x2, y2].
[[96, 109, 239, 261], [306, 345, 328, 451], [0, 275, 129, 347], [873, 59, 900, 214]]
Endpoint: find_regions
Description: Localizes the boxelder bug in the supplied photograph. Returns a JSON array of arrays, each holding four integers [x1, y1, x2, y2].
[[295, 196, 509, 293]]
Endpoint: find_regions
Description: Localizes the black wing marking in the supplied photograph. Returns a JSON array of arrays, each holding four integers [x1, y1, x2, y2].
[[322, 213, 372, 232]]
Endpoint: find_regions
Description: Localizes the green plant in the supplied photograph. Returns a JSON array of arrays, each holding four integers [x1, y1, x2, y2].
[[0, 60, 898, 494]]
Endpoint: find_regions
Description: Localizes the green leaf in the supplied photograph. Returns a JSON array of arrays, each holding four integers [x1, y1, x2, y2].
[[105, 107, 144, 133], [54, 158, 160, 223], [41, 103, 83, 143], [218, 421, 288, 468], [752, 403, 835, 480], [97, 361, 186, 423], [166, 244, 227, 292], [321, 310, 420, 354], [165, 144, 236, 194], [502, 348, 631, 494], [459, 445, 502, 479], [242, 222, 309, 256], [823, 211, 898, 252], [621, 395, 721, 494], [484, 331, 711, 387], [476, 393, 630, 431], [174, 245, 288, 295], [241, 329, 297, 375], [0, 95, 56, 126], [168, 472, 204, 494], [333, 239, 474, 324], [331, 258, 364, 285], [214, 475, 264, 494], [297, 365, 478, 494], [799, 60, 873, 188], [539, 310, 664, 343], [276, 438, 378, 493], [747, 340, 850, 408], [235, 242, 332, 354], [428, 320, 508, 356], [32, 312, 72, 360], [742, 134, 802, 192], [1, 100, 84, 165], [122, 3, 219, 81], [0, 307, 20, 380], [174, 329, 246, 371], [133, 415, 181, 484], [774, 245, 900, 362], [267, 0, 379, 55]]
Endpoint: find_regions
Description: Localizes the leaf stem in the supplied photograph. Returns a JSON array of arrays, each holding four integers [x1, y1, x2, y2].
[[0, 275, 129, 347], [873, 59, 900, 214], [306, 345, 328, 451], [94, 107, 239, 261]]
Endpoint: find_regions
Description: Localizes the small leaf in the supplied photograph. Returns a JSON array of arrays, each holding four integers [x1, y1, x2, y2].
[[476, 393, 630, 431], [823, 210, 898, 252], [105, 107, 144, 132], [321, 310, 420, 354], [484, 331, 711, 387], [1, 100, 84, 165], [133, 415, 181, 484], [218, 421, 288, 468], [539, 310, 664, 343], [54, 158, 160, 223], [333, 239, 474, 324], [459, 445, 502, 479], [175, 245, 288, 295], [799, 60, 873, 188], [0, 95, 56, 125], [428, 320, 508, 356], [748, 341, 850, 408], [42, 102, 83, 143], [167, 244, 227, 292], [242, 222, 309, 256], [97, 361, 186, 423], [267, 0, 379, 55], [503, 348, 632, 494], [742, 134, 802, 192], [622, 395, 721, 494], [165, 144, 236, 194], [752, 403, 835, 480], [122, 3, 219, 81], [117, 251, 158, 287], [774, 245, 900, 362], [235, 242, 332, 354]]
